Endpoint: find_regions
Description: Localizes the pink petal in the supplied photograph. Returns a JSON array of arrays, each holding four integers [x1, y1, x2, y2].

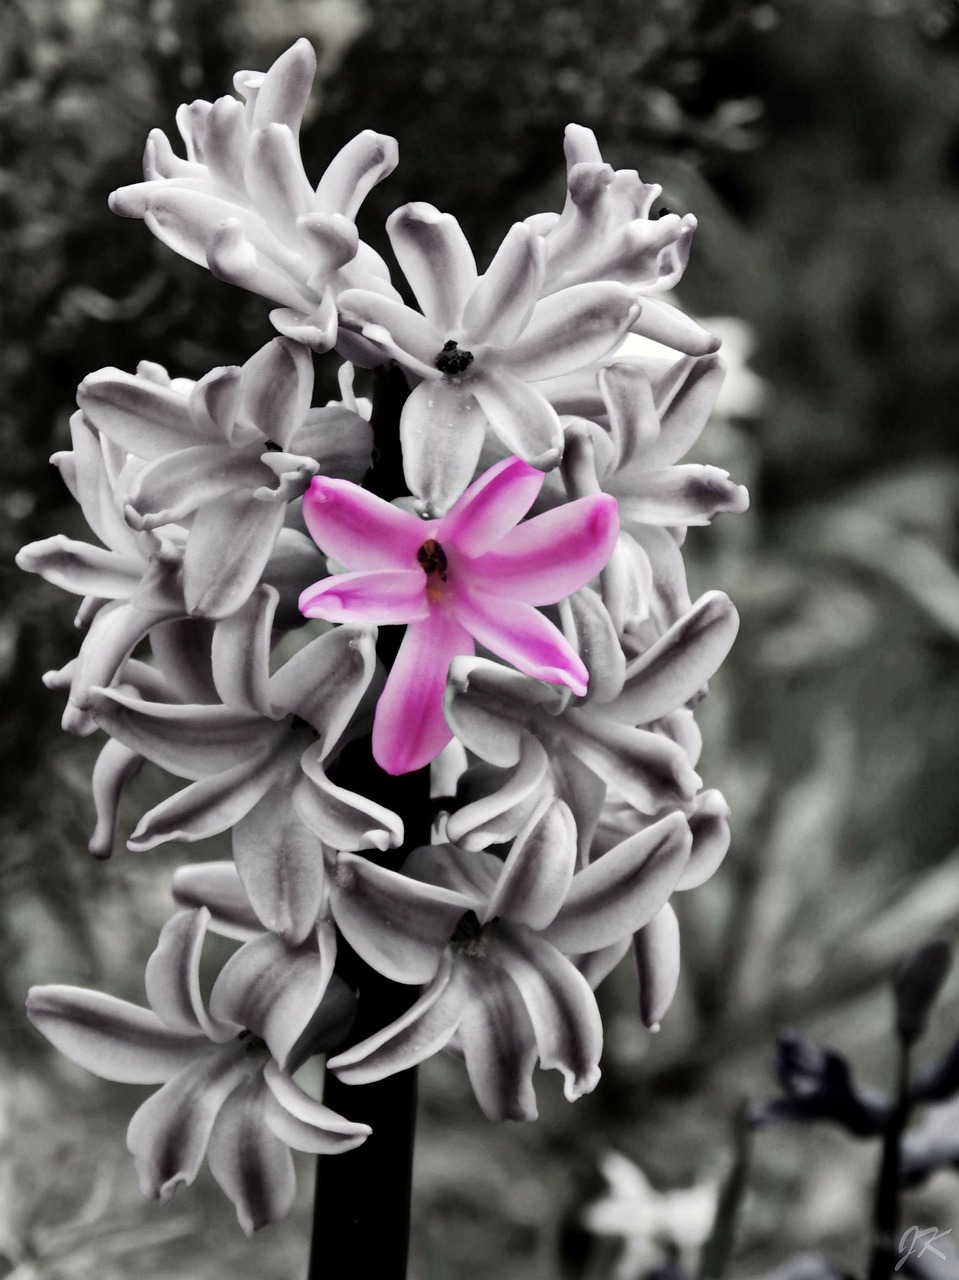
[[467, 494, 618, 605], [437, 456, 543, 559], [300, 475, 428, 569], [386, 203, 478, 331], [299, 568, 428, 625], [460, 222, 543, 347], [452, 588, 588, 695], [372, 611, 474, 775]]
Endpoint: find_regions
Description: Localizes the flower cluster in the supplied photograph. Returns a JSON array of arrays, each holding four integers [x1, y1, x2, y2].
[[19, 41, 747, 1235]]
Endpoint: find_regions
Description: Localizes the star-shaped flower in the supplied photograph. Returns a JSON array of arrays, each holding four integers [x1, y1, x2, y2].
[[338, 206, 641, 513], [298, 456, 620, 775], [26, 908, 368, 1235]]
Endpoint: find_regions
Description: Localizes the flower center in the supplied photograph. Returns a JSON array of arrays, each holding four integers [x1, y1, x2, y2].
[[434, 340, 474, 376], [417, 538, 448, 581], [451, 908, 487, 958]]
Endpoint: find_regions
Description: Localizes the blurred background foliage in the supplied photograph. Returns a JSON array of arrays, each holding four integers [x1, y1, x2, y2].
[[4, 0, 959, 1276]]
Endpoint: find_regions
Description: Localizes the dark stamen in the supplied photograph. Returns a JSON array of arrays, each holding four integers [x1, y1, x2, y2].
[[263, 439, 283, 452], [451, 909, 483, 946], [417, 538, 448, 581], [434, 340, 474, 376]]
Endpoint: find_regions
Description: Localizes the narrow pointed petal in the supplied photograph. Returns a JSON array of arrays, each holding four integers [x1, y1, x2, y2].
[[294, 746, 403, 851], [183, 491, 287, 620], [210, 584, 276, 716], [563, 706, 701, 813], [372, 611, 474, 775], [89, 737, 143, 858], [495, 928, 603, 1101], [262, 1060, 371, 1152], [209, 927, 333, 1069], [299, 569, 428, 625], [461, 222, 543, 347], [128, 751, 280, 851], [677, 789, 731, 891], [232, 784, 327, 945], [453, 587, 588, 694], [331, 853, 472, 983], [609, 592, 740, 725], [314, 130, 398, 220], [619, 466, 749, 526], [599, 363, 661, 470], [437, 455, 543, 558], [499, 283, 641, 382], [486, 799, 577, 929], [468, 494, 618, 605], [239, 336, 314, 451], [126, 445, 265, 528], [458, 965, 539, 1121], [172, 862, 263, 939], [551, 746, 608, 867], [336, 288, 441, 368], [400, 377, 487, 517], [251, 38, 316, 133], [559, 588, 626, 704], [386, 203, 478, 331], [633, 902, 681, 1030], [631, 353, 724, 470], [127, 1051, 247, 1203], [629, 297, 720, 356], [245, 123, 313, 229], [66, 602, 173, 729], [207, 1076, 296, 1236], [145, 908, 235, 1040], [471, 371, 563, 471], [444, 656, 563, 767], [77, 369, 201, 458], [543, 812, 690, 954], [328, 955, 470, 1084], [26, 986, 208, 1083], [445, 733, 550, 851], [87, 687, 270, 781], [268, 622, 377, 747], [300, 475, 428, 570], [15, 536, 142, 599]]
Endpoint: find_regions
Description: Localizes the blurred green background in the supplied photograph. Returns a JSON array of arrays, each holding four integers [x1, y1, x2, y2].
[[4, 0, 959, 1276]]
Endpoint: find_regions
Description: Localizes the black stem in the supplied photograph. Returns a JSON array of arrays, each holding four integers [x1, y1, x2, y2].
[[308, 364, 426, 1280], [867, 1038, 912, 1280]]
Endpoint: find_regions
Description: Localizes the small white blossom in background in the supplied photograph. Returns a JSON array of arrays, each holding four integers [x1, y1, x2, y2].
[[582, 1150, 719, 1280]]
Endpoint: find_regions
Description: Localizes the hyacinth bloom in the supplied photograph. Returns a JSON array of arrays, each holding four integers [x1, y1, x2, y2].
[[338, 207, 641, 513], [298, 456, 620, 775], [326, 804, 692, 1119], [26, 909, 369, 1235], [108, 40, 399, 352]]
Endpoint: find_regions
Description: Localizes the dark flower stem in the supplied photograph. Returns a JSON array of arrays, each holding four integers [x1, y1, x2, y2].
[[867, 1037, 912, 1280], [309, 364, 425, 1280]]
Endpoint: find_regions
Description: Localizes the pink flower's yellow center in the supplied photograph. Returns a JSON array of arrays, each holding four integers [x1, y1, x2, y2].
[[417, 538, 448, 603]]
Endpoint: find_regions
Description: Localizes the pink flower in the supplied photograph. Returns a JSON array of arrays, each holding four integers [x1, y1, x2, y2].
[[298, 457, 619, 775]]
